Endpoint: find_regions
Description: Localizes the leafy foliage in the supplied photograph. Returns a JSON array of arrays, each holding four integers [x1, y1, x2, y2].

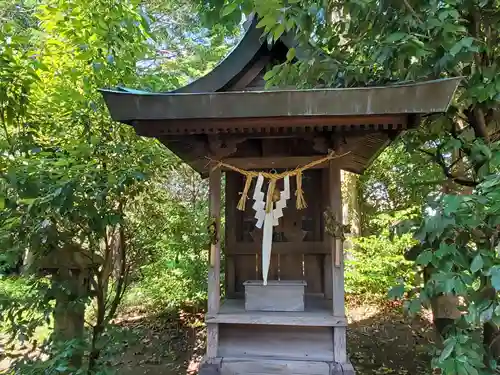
[[345, 211, 416, 296], [0, 0, 233, 373]]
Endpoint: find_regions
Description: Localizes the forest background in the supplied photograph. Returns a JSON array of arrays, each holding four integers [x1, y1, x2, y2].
[[1, 0, 500, 374]]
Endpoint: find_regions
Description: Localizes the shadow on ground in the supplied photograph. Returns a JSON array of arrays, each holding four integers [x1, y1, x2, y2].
[[347, 300, 434, 374], [112, 300, 436, 375], [114, 305, 206, 375]]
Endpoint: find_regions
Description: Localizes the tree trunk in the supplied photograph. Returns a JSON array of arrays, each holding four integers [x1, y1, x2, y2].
[[52, 268, 88, 372]]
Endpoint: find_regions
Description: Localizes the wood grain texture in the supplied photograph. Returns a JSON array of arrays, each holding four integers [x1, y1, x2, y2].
[[221, 358, 330, 375], [323, 255, 333, 300], [328, 163, 345, 316], [304, 255, 324, 294], [206, 298, 345, 327], [328, 163, 347, 366], [219, 324, 334, 362], [244, 280, 306, 312], [280, 253, 304, 280], [333, 327, 347, 364], [257, 253, 279, 281], [227, 242, 329, 255], [206, 323, 219, 359], [234, 254, 258, 293], [208, 167, 221, 314], [331, 360, 356, 375], [226, 256, 236, 298]]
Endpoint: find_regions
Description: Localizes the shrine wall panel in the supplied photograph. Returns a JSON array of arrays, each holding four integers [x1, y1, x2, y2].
[[224, 169, 329, 297], [219, 324, 334, 362]]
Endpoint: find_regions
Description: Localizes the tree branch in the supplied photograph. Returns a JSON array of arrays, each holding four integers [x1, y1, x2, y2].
[[417, 148, 478, 187]]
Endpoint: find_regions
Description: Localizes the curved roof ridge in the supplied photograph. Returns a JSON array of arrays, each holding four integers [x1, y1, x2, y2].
[[173, 16, 264, 93]]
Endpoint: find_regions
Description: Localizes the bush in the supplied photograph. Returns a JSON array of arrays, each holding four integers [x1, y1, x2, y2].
[[345, 210, 418, 296]]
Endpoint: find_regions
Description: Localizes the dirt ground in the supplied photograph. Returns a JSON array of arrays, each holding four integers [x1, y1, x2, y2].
[[1, 299, 436, 375], [112, 298, 435, 375]]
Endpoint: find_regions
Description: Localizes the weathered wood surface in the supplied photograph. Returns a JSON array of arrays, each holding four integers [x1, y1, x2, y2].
[[208, 167, 221, 314], [206, 298, 346, 327], [221, 358, 330, 375], [227, 242, 329, 255], [206, 323, 219, 358], [207, 168, 221, 360], [328, 163, 345, 316], [331, 361, 356, 375], [218, 324, 334, 361], [234, 254, 258, 293], [244, 280, 306, 312], [279, 254, 304, 280], [304, 254, 324, 294], [328, 162, 347, 365]]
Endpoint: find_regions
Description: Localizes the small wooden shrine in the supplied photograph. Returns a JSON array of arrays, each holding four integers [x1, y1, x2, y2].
[[101, 17, 459, 375]]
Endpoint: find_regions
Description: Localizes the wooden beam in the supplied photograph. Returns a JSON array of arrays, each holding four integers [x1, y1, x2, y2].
[[225, 172, 239, 297], [134, 115, 408, 136], [207, 167, 221, 359], [225, 242, 329, 255], [328, 161, 347, 364], [220, 156, 332, 170]]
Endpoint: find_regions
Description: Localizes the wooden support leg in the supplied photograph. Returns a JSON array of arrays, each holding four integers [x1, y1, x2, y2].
[[207, 167, 221, 360], [328, 162, 348, 365]]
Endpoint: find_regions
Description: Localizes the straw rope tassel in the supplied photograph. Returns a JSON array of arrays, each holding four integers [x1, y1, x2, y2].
[[295, 171, 307, 210], [265, 178, 277, 213], [237, 175, 253, 211]]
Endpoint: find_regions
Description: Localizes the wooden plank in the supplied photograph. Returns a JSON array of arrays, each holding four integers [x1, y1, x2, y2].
[[135, 115, 408, 136], [244, 280, 306, 312], [228, 242, 329, 255], [206, 168, 221, 361], [328, 162, 347, 366], [280, 254, 304, 280], [219, 324, 334, 362], [323, 255, 333, 300], [328, 162, 345, 316], [322, 169, 333, 300], [206, 298, 346, 327], [257, 253, 279, 282], [228, 55, 270, 91], [221, 358, 330, 375], [304, 255, 323, 294], [333, 327, 347, 364], [208, 167, 221, 314], [234, 254, 258, 293], [206, 323, 219, 358], [225, 172, 238, 297], [225, 172, 239, 248], [226, 255, 236, 298], [220, 156, 331, 171]]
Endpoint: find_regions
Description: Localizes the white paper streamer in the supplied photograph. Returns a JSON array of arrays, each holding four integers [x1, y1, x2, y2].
[[262, 211, 273, 286], [251, 174, 291, 285]]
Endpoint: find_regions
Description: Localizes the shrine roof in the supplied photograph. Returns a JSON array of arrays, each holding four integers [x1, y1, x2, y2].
[[99, 17, 461, 175], [101, 79, 459, 133]]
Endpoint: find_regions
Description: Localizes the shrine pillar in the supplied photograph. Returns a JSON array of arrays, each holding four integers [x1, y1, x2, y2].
[[206, 167, 221, 362], [328, 161, 355, 374]]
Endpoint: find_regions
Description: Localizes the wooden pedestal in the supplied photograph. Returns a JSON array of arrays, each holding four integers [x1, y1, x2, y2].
[[244, 280, 306, 312]]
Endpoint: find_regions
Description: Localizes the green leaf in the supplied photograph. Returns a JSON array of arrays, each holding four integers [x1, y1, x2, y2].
[[388, 284, 405, 300], [470, 253, 484, 273], [439, 341, 455, 362], [263, 69, 277, 81], [286, 47, 296, 61], [273, 24, 285, 41], [385, 32, 406, 43], [0, 197, 4, 209], [221, 3, 238, 17], [416, 249, 433, 266], [408, 299, 421, 314], [491, 266, 500, 291]]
